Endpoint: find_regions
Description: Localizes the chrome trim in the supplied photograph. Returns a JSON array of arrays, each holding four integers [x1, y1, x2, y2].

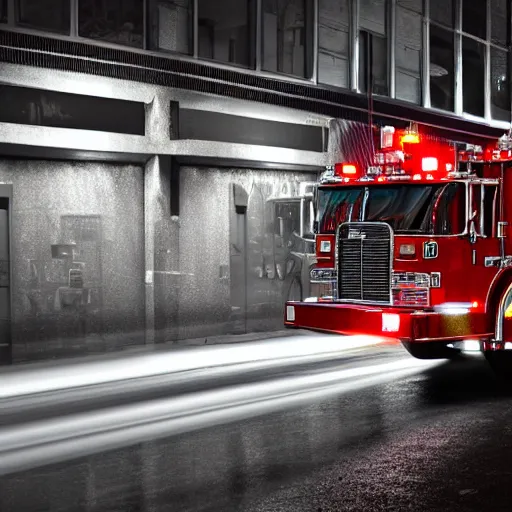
[[495, 282, 512, 342], [70, 0, 78, 38], [422, 0, 430, 108], [492, 186, 498, 237], [485, 256, 501, 267], [484, 0, 492, 121], [454, 0, 463, 115], [300, 197, 305, 238], [312, 0, 319, 84], [389, 0, 396, 99], [255, 0, 262, 72], [193, 0, 199, 58], [464, 181, 470, 236], [335, 220, 394, 305], [351, 0, 360, 91], [480, 184, 485, 235]]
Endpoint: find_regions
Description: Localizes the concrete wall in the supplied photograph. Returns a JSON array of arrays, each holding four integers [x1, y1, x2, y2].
[[173, 166, 317, 341], [0, 160, 145, 361]]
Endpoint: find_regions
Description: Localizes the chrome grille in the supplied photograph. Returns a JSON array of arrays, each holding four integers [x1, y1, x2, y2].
[[337, 222, 392, 303]]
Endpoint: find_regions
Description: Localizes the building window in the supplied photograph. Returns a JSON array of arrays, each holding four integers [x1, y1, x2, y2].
[[16, 0, 70, 33], [429, 25, 454, 111], [429, 0, 454, 28], [359, 0, 388, 96], [198, 0, 256, 67], [397, 0, 421, 12], [462, 0, 487, 41], [262, 0, 314, 79], [489, 0, 510, 121], [462, 37, 485, 117], [148, 0, 192, 55], [0, 0, 6, 23], [359, 31, 388, 96], [395, 4, 422, 103], [491, 0, 509, 47], [491, 47, 510, 121], [360, 0, 386, 36], [318, 0, 350, 89], [78, 0, 144, 48]]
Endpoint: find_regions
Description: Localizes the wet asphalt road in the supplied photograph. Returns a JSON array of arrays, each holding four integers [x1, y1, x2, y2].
[[2, 343, 512, 512]]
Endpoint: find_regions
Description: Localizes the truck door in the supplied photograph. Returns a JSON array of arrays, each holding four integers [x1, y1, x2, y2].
[[468, 182, 501, 294]]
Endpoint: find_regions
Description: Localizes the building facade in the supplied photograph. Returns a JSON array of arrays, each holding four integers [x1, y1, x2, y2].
[[0, 0, 510, 362]]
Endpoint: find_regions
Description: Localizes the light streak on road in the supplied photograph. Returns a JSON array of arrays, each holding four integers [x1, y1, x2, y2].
[[0, 354, 440, 476]]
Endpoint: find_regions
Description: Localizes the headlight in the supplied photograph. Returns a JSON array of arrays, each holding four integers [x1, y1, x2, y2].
[[399, 244, 415, 256]]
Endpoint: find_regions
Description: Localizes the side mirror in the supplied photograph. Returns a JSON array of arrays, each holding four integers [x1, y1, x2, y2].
[[498, 221, 508, 239], [309, 201, 315, 235]]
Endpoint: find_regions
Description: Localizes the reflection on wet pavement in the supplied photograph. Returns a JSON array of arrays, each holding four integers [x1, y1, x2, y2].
[[2, 349, 512, 512]]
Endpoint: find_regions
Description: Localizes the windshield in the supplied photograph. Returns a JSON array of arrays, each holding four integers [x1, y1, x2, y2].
[[318, 183, 467, 235]]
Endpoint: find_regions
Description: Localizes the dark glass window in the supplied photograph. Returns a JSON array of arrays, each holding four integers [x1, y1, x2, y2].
[[429, 25, 454, 111], [491, 0, 509, 46], [318, 184, 466, 235], [198, 0, 255, 67], [262, 0, 314, 78], [79, 0, 143, 48], [462, 36, 485, 117], [359, 31, 388, 96], [318, 0, 350, 89], [395, 5, 422, 103], [359, 0, 388, 96], [148, 0, 192, 55], [483, 186, 498, 237], [17, 0, 70, 33], [491, 47, 510, 121], [0, 0, 7, 23], [462, 0, 487, 40], [430, 0, 454, 28]]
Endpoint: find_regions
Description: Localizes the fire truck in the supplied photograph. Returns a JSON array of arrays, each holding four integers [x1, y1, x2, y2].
[[284, 124, 512, 367]]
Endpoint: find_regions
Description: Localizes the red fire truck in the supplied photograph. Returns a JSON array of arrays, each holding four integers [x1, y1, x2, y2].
[[284, 124, 512, 366]]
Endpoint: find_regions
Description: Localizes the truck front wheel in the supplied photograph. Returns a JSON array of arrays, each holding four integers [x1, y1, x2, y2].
[[402, 341, 462, 360]]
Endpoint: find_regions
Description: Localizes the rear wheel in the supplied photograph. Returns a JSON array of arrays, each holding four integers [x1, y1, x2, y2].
[[484, 352, 512, 380], [402, 341, 462, 360]]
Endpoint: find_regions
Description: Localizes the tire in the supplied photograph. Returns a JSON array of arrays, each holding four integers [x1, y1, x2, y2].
[[402, 341, 462, 360], [484, 352, 512, 380]]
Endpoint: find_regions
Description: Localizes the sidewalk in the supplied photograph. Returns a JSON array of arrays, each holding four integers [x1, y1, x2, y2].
[[9, 328, 319, 370]]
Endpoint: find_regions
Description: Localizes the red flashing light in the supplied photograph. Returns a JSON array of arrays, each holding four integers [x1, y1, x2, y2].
[[335, 163, 359, 177], [422, 157, 438, 172]]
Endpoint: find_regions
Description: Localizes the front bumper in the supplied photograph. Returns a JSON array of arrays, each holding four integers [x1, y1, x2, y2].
[[284, 301, 492, 343]]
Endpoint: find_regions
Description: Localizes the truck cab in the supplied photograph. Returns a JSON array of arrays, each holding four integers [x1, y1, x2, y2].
[[285, 125, 512, 363]]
